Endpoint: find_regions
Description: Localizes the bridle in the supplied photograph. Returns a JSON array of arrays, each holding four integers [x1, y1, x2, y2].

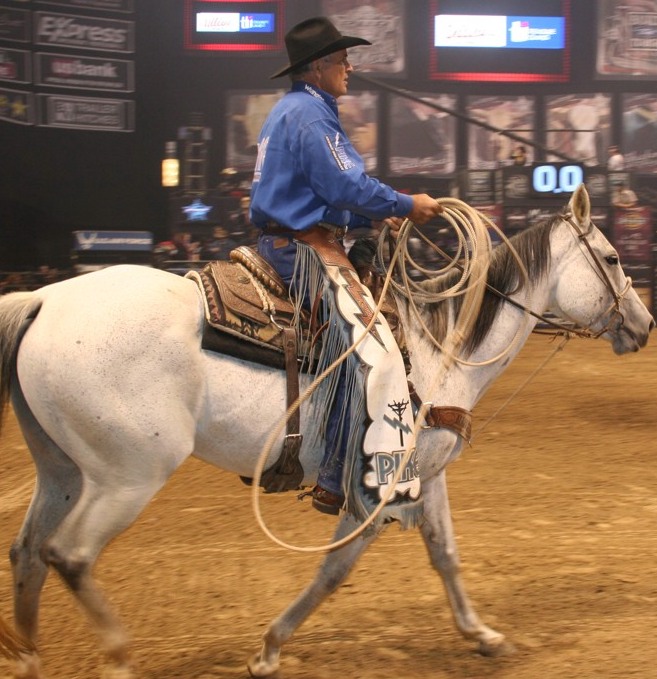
[[525, 211, 632, 339]]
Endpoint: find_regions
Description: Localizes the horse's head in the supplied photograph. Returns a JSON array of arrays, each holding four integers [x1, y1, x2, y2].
[[550, 184, 654, 354]]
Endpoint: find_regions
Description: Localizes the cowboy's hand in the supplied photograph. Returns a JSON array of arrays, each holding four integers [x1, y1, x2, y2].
[[381, 217, 405, 239], [370, 217, 405, 239], [408, 193, 443, 225]]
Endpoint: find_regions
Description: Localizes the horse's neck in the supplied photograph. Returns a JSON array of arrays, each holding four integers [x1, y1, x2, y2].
[[403, 279, 552, 410]]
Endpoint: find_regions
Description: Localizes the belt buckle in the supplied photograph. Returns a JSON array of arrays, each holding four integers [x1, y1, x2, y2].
[[319, 222, 346, 240]]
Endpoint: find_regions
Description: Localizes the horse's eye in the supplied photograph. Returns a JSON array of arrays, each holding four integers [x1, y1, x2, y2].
[[605, 254, 619, 266]]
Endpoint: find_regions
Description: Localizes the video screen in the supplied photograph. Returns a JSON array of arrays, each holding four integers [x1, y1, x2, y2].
[[429, 0, 570, 82], [184, 0, 284, 52]]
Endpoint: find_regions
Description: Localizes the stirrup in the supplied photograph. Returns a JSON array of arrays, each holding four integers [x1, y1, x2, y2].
[[298, 485, 344, 516]]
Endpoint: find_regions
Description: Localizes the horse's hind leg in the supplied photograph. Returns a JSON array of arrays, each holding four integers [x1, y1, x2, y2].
[[248, 514, 377, 678], [39, 473, 170, 679], [10, 385, 84, 679], [420, 471, 511, 655]]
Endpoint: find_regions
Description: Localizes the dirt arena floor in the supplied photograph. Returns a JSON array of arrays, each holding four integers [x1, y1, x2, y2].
[[0, 333, 656, 679]]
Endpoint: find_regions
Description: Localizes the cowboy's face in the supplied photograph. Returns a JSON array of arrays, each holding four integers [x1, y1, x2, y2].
[[316, 49, 353, 98]]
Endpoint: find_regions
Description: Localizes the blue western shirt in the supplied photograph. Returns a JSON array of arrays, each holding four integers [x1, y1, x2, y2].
[[250, 81, 413, 231]]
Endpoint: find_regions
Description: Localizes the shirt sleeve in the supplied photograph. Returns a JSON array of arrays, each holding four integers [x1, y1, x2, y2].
[[295, 117, 414, 221]]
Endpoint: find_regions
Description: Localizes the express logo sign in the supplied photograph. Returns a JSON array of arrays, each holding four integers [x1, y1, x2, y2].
[[35, 12, 134, 53]]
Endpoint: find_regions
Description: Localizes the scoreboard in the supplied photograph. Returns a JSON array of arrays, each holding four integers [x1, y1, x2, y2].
[[499, 163, 609, 206], [461, 164, 611, 207]]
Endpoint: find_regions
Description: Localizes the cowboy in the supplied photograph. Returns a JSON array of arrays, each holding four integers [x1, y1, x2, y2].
[[249, 17, 442, 516]]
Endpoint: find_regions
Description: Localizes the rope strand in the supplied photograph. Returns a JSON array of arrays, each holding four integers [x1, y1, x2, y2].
[[252, 198, 496, 553]]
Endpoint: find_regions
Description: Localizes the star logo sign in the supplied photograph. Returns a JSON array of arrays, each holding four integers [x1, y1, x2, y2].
[[182, 198, 212, 221], [11, 96, 27, 120]]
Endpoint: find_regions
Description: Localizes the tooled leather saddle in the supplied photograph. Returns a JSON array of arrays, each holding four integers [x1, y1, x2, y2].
[[187, 245, 301, 369]]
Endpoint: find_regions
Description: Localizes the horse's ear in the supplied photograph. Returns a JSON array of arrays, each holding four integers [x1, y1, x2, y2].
[[567, 183, 591, 224]]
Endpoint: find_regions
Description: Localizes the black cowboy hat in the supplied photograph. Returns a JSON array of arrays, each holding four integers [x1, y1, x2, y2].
[[271, 16, 371, 79]]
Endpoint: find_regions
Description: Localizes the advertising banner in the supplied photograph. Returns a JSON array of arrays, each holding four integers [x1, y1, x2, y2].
[[388, 93, 457, 176], [36, 52, 134, 91], [323, 0, 407, 74], [0, 6, 30, 42], [545, 93, 611, 166], [612, 206, 653, 263], [0, 47, 31, 84], [73, 231, 153, 251], [34, 11, 135, 53], [38, 93, 134, 131]]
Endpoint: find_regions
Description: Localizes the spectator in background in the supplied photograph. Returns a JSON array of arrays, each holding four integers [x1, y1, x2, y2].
[[510, 145, 528, 166], [170, 232, 201, 261], [612, 182, 638, 208], [201, 226, 239, 260], [607, 145, 625, 171], [218, 167, 243, 197], [35, 265, 59, 286], [0, 272, 28, 293], [229, 196, 259, 244]]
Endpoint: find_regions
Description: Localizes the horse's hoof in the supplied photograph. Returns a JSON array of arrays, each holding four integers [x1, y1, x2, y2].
[[12, 656, 45, 679], [478, 638, 516, 657], [247, 653, 280, 678]]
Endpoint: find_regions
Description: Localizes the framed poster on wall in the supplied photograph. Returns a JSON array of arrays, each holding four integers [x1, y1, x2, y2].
[[322, 0, 406, 75], [387, 93, 456, 176], [545, 93, 611, 166], [466, 95, 535, 170], [338, 91, 379, 173], [622, 93, 657, 172], [596, 0, 657, 79], [225, 89, 285, 171]]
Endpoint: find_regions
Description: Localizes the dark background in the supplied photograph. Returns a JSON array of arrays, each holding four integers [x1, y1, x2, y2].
[[0, 0, 647, 268]]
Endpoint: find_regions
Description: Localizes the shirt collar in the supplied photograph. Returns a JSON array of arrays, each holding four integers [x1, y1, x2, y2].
[[291, 81, 339, 117]]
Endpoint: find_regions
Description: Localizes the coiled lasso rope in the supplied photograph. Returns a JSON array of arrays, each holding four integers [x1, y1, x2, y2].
[[250, 197, 500, 553], [381, 197, 532, 369]]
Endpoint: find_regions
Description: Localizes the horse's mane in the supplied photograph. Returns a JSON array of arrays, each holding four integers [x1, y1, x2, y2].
[[408, 215, 557, 356]]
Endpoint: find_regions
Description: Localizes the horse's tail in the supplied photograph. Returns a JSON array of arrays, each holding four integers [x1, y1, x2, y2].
[[0, 292, 42, 436], [0, 292, 42, 659]]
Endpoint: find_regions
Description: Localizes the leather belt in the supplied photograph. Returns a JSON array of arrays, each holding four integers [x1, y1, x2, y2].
[[261, 221, 347, 240]]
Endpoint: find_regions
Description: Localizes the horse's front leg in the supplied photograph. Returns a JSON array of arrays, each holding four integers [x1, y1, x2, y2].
[[420, 470, 512, 656], [248, 514, 377, 678]]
